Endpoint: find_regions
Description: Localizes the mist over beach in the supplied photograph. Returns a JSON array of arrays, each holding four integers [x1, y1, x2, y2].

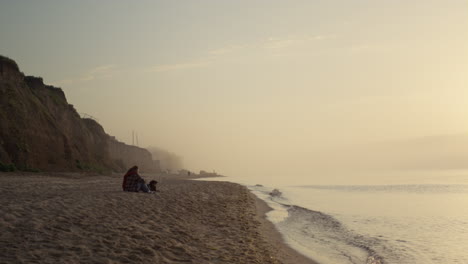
[[1, 1, 467, 263], [3, 1, 467, 183]]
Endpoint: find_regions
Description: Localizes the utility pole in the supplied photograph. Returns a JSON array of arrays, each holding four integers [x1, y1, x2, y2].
[[136, 132, 139, 147], [132, 130, 135, 145]]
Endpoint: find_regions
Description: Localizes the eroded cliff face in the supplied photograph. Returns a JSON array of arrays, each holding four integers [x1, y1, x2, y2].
[[0, 55, 160, 173], [108, 138, 161, 172]]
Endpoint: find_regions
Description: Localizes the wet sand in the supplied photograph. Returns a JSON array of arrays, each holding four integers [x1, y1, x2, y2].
[[0, 173, 317, 264]]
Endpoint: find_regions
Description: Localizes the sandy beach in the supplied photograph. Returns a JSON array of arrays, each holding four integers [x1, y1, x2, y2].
[[0, 173, 316, 264]]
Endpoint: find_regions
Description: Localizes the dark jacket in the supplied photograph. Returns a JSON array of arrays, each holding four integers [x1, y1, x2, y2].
[[123, 170, 144, 192]]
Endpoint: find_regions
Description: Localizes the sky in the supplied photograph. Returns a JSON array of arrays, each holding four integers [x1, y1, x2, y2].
[[1, 0, 467, 184]]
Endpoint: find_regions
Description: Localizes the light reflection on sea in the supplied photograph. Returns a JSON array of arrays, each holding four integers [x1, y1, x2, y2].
[[251, 183, 468, 264], [199, 171, 468, 263]]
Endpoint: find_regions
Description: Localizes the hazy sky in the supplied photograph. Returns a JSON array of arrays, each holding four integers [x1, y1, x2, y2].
[[1, 0, 467, 183]]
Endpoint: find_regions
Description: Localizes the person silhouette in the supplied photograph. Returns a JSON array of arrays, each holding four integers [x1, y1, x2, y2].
[[122, 166, 150, 193]]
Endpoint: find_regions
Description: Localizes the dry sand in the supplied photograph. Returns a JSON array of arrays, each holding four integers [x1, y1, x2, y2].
[[0, 173, 316, 264]]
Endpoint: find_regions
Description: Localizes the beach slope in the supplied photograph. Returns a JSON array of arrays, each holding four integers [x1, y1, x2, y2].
[[0, 173, 315, 264]]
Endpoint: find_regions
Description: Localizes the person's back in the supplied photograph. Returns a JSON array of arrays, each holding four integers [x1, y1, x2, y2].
[[123, 173, 141, 192], [122, 165, 151, 193], [122, 166, 141, 192]]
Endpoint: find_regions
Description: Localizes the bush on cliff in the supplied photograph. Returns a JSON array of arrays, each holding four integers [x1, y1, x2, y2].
[[75, 160, 106, 174], [0, 162, 17, 172], [0, 162, 42, 172]]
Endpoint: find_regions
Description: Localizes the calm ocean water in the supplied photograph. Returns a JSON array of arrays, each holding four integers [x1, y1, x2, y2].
[[200, 170, 468, 264], [248, 183, 468, 264]]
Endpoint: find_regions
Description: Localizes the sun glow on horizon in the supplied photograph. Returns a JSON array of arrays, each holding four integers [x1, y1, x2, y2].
[[1, 0, 467, 180]]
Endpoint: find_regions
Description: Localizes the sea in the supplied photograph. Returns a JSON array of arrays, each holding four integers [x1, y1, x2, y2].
[[200, 170, 468, 264]]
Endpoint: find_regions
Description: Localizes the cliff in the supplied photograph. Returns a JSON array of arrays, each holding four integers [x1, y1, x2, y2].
[[0, 55, 160, 173]]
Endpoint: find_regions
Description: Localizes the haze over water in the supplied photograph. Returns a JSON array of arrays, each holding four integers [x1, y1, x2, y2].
[[1, 1, 467, 182], [1, 1, 467, 263]]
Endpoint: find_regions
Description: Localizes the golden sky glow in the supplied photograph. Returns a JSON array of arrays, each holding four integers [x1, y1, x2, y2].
[[1, 1, 467, 183]]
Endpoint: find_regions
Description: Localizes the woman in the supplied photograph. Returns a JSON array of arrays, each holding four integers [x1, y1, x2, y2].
[[122, 165, 150, 192]]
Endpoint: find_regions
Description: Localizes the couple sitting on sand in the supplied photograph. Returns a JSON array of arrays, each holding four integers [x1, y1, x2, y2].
[[122, 165, 157, 193]]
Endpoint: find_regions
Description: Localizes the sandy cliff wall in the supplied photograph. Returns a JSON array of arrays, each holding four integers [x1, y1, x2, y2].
[[108, 138, 160, 172], [0, 55, 160, 173]]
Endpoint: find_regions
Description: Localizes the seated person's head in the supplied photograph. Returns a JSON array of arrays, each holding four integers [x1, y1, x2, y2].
[[127, 165, 138, 174]]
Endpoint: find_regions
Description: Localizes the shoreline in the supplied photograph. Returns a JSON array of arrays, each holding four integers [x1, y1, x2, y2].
[[251, 192, 319, 264], [0, 172, 317, 264]]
